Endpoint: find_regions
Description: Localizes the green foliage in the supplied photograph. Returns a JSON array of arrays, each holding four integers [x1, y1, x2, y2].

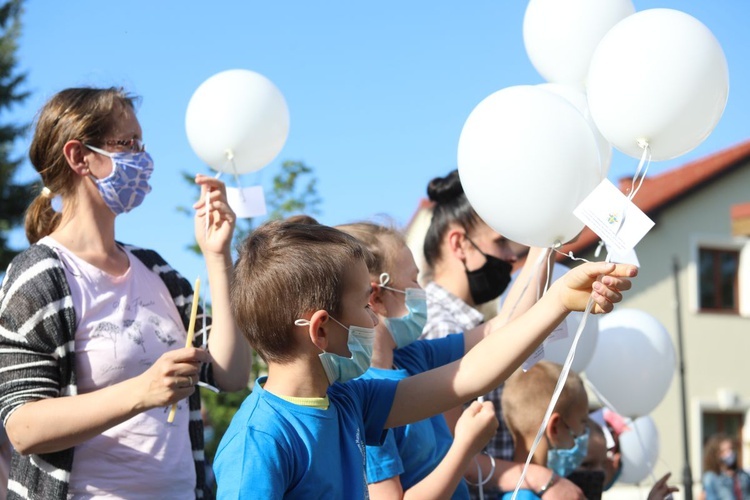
[[0, 0, 32, 271], [182, 160, 320, 462], [201, 385, 251, 459]]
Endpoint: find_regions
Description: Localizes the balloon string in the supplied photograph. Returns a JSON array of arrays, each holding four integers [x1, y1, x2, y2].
[[202, 187, 209, 350], [542, 244, 557, 297], [612, 141, 652, 239], [551, 248, 591, 264], [511, 294, 595, 500], [512, 250, 612, 500], [632, 419, 658, 483], [584, 378, 625, 418], [201, 169, 222, 350], [587, 378, 661, 487], [505, 248, 550, 324], [629, 141, 652, 202]]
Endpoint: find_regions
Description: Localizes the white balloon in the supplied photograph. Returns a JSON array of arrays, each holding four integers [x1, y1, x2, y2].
[[587, 9, 729, 161], [542, 264, 599, 372], [186, 69, 290, 174], [536, 83, 612, 179], [523, 0, 635, 86], [457, 85, 601, 248], [586, 309, 676, 418], [618, 416, 660, 485]]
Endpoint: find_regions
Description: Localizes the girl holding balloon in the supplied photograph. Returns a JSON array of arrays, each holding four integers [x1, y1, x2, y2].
[[0, 86, 251, 498]]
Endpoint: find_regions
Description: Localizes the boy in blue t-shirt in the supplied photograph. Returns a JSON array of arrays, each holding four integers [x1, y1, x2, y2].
[[213, 219, 636, 499]]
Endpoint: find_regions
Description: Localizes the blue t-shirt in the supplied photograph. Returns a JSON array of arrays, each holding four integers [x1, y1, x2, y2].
[[702, 470, 750, 500], [213, 376, 398, 499], [360, 333, 468, 498], [501, 489, 540, 500]]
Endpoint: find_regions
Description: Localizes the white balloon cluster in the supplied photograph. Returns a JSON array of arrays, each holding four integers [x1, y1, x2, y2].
[[457, 0, 729, 248], [460, 3, 721, 489]]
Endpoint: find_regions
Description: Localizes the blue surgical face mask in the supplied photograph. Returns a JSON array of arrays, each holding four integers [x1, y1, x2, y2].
[[86, 144, 154, 215], [378, 273, 427, 349], [295, 316, 375, 384], [547, 421, 590, 478], [722, 451, 737, 469]]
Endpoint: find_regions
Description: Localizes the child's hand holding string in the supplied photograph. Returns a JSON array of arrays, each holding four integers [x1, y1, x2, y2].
[[193, 174, 236, 258], [552, 262, 637, 314], [455, 400, 498, 458]]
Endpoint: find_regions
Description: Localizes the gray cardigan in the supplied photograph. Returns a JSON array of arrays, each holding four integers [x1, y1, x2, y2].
[[0, 242, 215, 499]]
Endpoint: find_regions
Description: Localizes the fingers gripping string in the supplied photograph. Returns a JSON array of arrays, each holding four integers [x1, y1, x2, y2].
[[542, 244, 558, 296]]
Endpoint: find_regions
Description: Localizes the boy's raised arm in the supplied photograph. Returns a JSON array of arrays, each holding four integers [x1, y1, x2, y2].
[[385, 262, 636, 429]]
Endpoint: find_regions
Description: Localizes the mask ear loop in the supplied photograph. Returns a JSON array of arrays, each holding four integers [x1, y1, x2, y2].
[[378, 273, 406, 295]]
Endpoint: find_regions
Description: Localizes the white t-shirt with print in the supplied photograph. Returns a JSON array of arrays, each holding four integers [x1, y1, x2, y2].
[[42, 237, 195, 499]]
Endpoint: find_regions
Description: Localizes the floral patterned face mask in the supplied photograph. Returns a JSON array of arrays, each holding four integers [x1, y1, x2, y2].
[[86, 144, 154, 215]]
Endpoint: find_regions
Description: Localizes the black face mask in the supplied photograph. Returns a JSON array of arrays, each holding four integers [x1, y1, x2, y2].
[[567, 470, 606, 500], [464, 236, 513, 305]]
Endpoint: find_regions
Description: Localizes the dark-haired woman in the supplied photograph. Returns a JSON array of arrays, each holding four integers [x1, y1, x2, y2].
[[420, 170, 583, 499], [0, 87, 250, 498]]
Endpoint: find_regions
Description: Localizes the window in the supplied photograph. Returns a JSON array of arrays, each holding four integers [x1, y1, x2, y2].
[[702, 411, 744, 470], [699, 248, 740, 312]]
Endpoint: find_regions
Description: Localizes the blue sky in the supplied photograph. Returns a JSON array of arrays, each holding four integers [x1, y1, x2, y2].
[[6, 1, 750, 286]]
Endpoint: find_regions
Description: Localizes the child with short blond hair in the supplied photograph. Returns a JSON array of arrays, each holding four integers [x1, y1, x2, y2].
[[501, 361, 590, 499]]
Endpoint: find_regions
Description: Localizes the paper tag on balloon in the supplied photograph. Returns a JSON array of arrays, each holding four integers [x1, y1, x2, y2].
[[605, 244, 641, 267], [547, 319, 569, 343], [522, 343, 545, 372], [226, 185, 267, 219], [573, 179, 654, 254]]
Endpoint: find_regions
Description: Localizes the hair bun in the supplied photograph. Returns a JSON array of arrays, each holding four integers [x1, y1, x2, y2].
[[427, 169, 464, 204]]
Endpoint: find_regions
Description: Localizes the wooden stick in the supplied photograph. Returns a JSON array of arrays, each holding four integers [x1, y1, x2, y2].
[[167, 277, 201, 423]]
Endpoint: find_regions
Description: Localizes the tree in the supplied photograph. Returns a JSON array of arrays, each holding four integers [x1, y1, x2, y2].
[[0, 0, 31, 272], [179, 159, 321, 463]]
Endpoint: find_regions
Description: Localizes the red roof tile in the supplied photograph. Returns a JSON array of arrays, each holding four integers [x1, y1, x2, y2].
[[731, 202, 750, 220]]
